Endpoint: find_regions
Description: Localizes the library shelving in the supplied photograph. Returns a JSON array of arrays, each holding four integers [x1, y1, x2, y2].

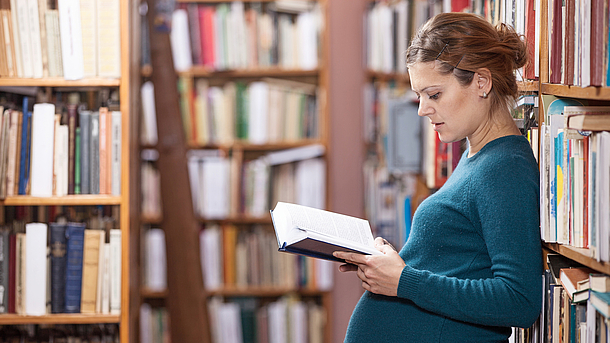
[[135, 0, 333, 342], [0, 0, 131, 341]]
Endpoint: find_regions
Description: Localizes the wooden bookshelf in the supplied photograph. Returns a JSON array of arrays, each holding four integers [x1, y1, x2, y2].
[[207, 287, 330, 297], [0, 314, 121, 325], [366, 70, 410, 83], [140, 289, 169, 299], [541, 83, 610, 100], [0, 78, 121, 87], [518, 80, 539, 92], [198, 216, 272, 224], [543, 242, 610, 275], [180, 67, 319, 79], [2, 195, 122, 206], [186, 139, 325, 151]]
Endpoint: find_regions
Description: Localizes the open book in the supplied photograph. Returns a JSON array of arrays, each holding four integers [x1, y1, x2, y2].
[[270, 202, 383, 263]]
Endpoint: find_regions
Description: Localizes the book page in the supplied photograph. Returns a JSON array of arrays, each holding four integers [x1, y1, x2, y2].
[[286, 203, 374, 247]]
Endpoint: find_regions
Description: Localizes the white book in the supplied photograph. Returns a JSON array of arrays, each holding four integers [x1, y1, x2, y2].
[[580, 0, 591, 87], [218, 303, 243, 343], [202, 157, 230, 219], [10, 0, 23, 77], [96, 0, 121, 77], [15, 0, 33, 78], [45, 11, 64, 77], [395, 1, 409, 73], [200, 225, 223, 290], [264, 144, 325, 166], [248, 82, 269, 144], [297, 11, 317, 70], [598, 132, 610, 262], [111, 111, 121, 195], [295, 158, 325, 209], [80, 0, 97, 77], [140, 303, 153, 343], [109, 229, 121, 314], [269, 299, 288, 343], [101, 243, 111, 314], [289, 301, 307, 343], [30, 103, 56, 197], [57, 0, 84, 80], [95, 230, 105, 313], [270, 202, 382, 262], [27, 0, 43, 78], [170, 9, 192, 72], [54, 125, 69, 196], [140, 81, 158, 146], [25, 223, 47, 315], [144, 229, 166, 291]]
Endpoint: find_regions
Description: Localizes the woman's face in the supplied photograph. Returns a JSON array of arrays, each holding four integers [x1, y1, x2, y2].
[[408, 61, 489, 143]]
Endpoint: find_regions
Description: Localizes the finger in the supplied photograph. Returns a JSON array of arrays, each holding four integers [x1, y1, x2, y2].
[[374, 237, 385, 246], [361, 280, 371, 292], [377, 244, 397, 254], [333, 251, 368, 265], [339, 264, 358, 272], [357, 266, 366, 281]]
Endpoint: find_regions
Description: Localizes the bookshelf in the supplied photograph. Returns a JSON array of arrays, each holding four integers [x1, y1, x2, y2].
[[0, 0, 131, 342], [136, 0, 332, 342]]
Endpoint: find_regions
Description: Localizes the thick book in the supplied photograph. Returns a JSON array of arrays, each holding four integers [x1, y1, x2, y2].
[[64, 222, 85, 313], [0, 228, 9, 313], [80, 229, 101, 313], [30, 103, 56, 197], [559, 267, 594, 302], [270, 202, 382, 263], [25, 223, 47, 315], [49, 222, 67, 313], [57, 0, 84, 80], [18, 107, 31, 195], [565, 106, 610, 131]]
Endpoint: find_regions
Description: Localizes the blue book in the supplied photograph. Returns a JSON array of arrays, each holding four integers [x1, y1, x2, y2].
[[64, 223, 86, 313], [50, 223, 67, 313], [18, 111, 31, 195]]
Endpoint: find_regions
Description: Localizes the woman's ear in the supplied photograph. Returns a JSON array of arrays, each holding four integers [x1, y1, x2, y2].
[[475, 68, 492, 96]]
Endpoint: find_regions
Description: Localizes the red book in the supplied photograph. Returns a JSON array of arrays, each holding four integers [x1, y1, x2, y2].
[[563, 0, 575, 85], [8, 233, 15, 313], [524, 0, 537, 80], [590, 0, 604, 86], [451, 0, 469, 12], [199, 6, 216, 69], [549, 0, 563, 84]]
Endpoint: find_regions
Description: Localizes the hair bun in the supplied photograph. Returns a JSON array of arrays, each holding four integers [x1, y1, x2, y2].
[[495, 22, 528, 69]]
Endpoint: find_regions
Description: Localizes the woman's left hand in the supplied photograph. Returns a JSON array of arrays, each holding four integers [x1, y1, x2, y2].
[[333, 237, 406, 297]]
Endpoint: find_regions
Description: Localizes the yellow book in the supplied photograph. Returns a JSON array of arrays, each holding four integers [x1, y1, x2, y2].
[[80, 229, 101, 313]]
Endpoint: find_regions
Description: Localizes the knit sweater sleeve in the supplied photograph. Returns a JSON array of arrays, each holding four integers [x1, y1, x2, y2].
[[396, 152, 542, 328]]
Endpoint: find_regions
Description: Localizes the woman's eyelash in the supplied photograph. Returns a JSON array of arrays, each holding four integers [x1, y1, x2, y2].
[[429, 93, 440, 100]]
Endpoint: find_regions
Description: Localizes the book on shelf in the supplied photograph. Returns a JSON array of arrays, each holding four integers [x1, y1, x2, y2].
[[559, 267, 594, 303], [590, 290, 610, 319], [590, 274, 610, 293], [80, 229, 101, 313], [25, 222, 47, 315], [0, 228, 9, 313], [565, 106, 610, 132], [270, 202, 382, 263], [50, 222, 67, 314], [64, 222, 85, 313]]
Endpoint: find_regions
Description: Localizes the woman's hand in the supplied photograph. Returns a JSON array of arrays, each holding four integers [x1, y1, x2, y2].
[[333, 237, 406, 297]]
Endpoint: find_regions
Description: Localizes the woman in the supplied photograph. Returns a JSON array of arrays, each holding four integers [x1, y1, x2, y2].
[[334, 12, 542, 342]]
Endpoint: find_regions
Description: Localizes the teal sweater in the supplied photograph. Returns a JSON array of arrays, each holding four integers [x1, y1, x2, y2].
[[345, 135, 542, 343]]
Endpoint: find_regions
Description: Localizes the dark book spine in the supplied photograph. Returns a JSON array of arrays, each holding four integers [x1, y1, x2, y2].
[[50, 223, 67, 313], [74, 128, 81, 194], [8, 233, 15, 313], [17, 111, 30, 195], [64, 223, 85, 313], [67, 104, 77, 194], [79, 111, 91, 194], [0, 230, 9, 313]]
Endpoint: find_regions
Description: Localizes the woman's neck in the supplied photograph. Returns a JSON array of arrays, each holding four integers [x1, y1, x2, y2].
[[467, 109, 521, 158]]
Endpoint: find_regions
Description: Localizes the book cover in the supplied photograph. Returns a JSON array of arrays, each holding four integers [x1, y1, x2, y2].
[[98, 107, 108, 194], [559, 267, 594, 301], [5, 110, 18, 197], [8, 233, 15, 313], [30, 103, 55, 197], [79, 0, 97, 78], [14, 232, 25, 314], [90, 112, 100, 194], [49, 222, 66, 313], [96, 0, 121, 77], [57, 0, 84, 80], [80, 229, 101, 313], [0, 228, 9, 313], [64, 222, 85, 313], [109, 229, 121, 314], [25, 223, 47, 315], [111, 111, 121, 195], [17, 110, 31, 195]]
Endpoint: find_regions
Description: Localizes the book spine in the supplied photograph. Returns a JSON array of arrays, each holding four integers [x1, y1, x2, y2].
[[67, 104, 77, 195], [49, 223, 66, 313], [0, 230, 9, 313], [80, 230, 100, 313], [18, 110, 31, 195], [79, 111, 91, 194], [25, 223, 47, 315], [30, 103, 55, 197], [111, 111, 121, 195], [57, 0, 84, 80], [8, 233, 15, 313], [109, 229, 121, 314], [90, 112, 99, 194], [98, 107, 108, 195], [74, 127, 81, 194], [64, 223, 85, 313]]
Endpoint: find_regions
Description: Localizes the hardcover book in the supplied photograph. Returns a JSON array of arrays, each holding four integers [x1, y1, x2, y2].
[[50, 222, 67, 313], [64, 222, 85, 313], [270, 202, 382, 263]]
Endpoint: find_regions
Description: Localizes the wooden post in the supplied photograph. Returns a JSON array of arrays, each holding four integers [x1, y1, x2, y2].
[[144, 1, 210, 342]]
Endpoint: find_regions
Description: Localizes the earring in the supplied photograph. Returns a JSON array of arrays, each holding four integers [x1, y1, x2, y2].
[[482, 91, 488, 99]]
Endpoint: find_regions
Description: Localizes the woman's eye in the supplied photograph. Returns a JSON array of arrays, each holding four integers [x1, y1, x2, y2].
[[429, 93, 440, 100]]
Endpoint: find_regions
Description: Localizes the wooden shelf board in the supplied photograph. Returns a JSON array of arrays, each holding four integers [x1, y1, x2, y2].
[[2, 195, 122, 206], [180, 67, 319, 78], [0, 78, 120, 87], [0, 314, 120, 325], [141, 215, 163, 224], [366, 70, 409, 82], [206, 287, 329, 297], [540, 84, 610, 100], [141, 288, 168, 299], [543, 242, 610, 275], [518, 80, 539, 92]]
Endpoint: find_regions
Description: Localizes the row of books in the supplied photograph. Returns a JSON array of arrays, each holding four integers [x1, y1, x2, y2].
[[0, 99, 121, 198], [531, 254, 610, 342], [141, 224, 333, 293], [0, 324, 119, 342], [546, 0, 610, 87], [539, 97, 610, 261], [168, 2, 322, 72], [200, 225, 333, 292], [0, 0, 121, 80], [139, 304, 170, 343], [171, 78, 319, 147], [207, 296, 326, 343], [0, 221, 121, 315]]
